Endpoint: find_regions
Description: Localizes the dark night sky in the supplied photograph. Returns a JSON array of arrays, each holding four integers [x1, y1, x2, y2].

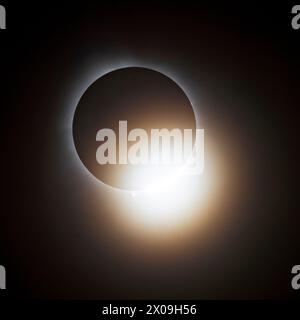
[[0, 2, 299, 299]]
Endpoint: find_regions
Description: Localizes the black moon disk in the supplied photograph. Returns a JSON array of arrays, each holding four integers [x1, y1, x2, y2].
[[72, 67, 196, 190]]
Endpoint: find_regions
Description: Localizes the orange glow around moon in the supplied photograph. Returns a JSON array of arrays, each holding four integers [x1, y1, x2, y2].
[[106, 136, 229, 243], [71, 67, 231, 243]]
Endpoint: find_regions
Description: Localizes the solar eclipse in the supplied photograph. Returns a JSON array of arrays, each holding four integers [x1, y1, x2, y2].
[[2, 3, 298, 300], [72, 66, 214, 232]]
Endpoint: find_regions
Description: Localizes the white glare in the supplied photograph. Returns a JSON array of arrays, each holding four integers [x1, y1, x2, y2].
[[123, 163, 209, 231]]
